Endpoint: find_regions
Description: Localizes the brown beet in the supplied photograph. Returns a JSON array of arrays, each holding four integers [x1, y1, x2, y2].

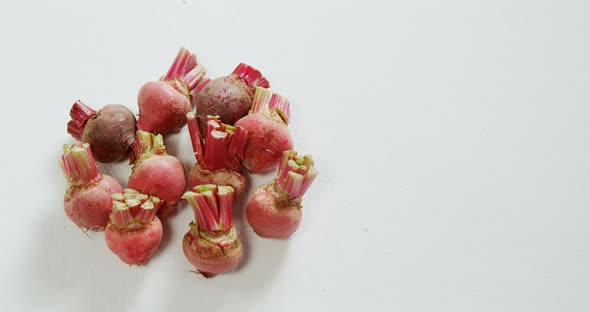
[[67, 101, 136, 163]]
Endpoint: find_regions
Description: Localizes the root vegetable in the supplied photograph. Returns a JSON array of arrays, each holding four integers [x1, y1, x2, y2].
[[246, 151, 318, 239], [60, 143, 123, 230], [67, 100, 136, 163], [186, 112, 247, 194], [194, 63, 269, 133], [105, 189, 163, 265], [182, 185, 242, 276], [234, 87, 293, 173], [137, 47, 209, 134], [127, 130, 187, 216]]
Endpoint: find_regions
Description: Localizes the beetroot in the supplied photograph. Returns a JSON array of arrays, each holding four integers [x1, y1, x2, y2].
[[127, 130, 187, 216], [186, 112, 247, 195], [234, 87, 293, 173], [246, 151, 318, 239], [105, 189, 163, 265], [182, 185, 243, 277], [137, 48, 209, 134], [193, 63, 269, 133], [60, 143, 123, 230], [67, 100, 136, 163]]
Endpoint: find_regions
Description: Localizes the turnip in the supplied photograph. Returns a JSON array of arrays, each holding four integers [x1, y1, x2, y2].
[[67, 100, 136, 163], [128, 130, 187, 216], [105, 189, 163, 265], [182, 185, 243, 277], [137, 47, 209, 134], [193, 63, 269, 133], [234, 87, 293, 173], [186, 112, 247, 195], [246, 150, 318, 239], [60, 143, 123, 230]]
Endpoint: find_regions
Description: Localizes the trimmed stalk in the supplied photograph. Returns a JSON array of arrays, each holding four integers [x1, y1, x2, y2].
[[227, 126, 247, 169], [183, 65, 208, 91], [191, 77, 211, 97], [164, 47, 197, 81], [186, 114, 247, 171], [182, 185, 235, 231], [162, 47, 209, 99], [231, 63, 270, 88], [131, 130, 166, 164], [204, 130, 230, 170], [186, 112, 205, 164], [275, 151, 318, 199], [135, 197, 161, 224], [217, 186, 235, 230], [183, 185, 220, 231], [67, 100, 97, 141], [269, 93, 291, 124], [249, 87, 291, 125], [111, 201, 133, 228], [250, 87, 272, 115], [110, 189, 162, 229], [60, 143, 101, 186]]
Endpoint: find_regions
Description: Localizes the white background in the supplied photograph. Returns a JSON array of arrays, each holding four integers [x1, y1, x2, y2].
[[1, 0, 589, 311]]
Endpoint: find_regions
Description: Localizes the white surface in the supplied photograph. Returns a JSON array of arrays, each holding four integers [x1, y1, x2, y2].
[[1, 0, 589, 311]]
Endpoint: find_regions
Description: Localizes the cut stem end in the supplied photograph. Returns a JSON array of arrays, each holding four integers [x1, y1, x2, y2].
[[275, 150, 318, 199]]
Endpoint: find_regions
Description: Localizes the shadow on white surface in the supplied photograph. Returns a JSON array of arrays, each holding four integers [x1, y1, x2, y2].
[[22, 208, 142, 311]]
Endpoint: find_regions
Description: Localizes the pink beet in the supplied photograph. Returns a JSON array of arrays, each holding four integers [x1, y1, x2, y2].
[[137, 47, 209, 134], [193, 63, 269, 134], [60, 143, 123, 230], [246, 150, 318, 239], [235, 87, 293, 173], [67, 100, 136, 163], [182, 185, 243, 277], [128, 130, 187, 216], [186, 113, 247, 195], [105, 189, 163, 265]]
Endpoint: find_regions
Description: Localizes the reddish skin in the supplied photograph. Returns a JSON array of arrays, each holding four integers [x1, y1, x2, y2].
[[188, 163, 246, 195], [105, 217, 163, 265], [246, 189, 302, 239], [128, 155, 186, 216], [235, 114, 293, 173], [137, 81, 191, 134], [182, 230, 243, 275], [194, 76, 253, 133], [64, 176, 123, 230], [81, 105, 136, 163]]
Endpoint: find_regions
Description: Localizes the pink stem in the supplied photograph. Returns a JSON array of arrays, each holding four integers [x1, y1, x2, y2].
[[67, 100, 96, 141], [250, 87, 272, 115], [60, 143, 101, 186], [202, 190, 219, 221], [135, 197, 161, 224], [164, 47, 196, 81], [111, 190, 161, 228], [206, 117, 222, 135], [269, 93, 291, 124], [274, 151, 319, 199], [186, 112, 205, 164], [183, 185, 221, 231], [203, 130, 229, 170], [131, 131, 166, 164], [231, 63, 270, 88], [275, 150, 295, 184], [111, 206, 133, 228], [191, 77, 211, 98], [298, 166, 319, 198], [217, 186, 234, 230], [227, 126, 247, 170], [183, 64, 207, 91]]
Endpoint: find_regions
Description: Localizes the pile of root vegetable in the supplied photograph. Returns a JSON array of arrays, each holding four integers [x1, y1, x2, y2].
[[60, 48, 318, 277]]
